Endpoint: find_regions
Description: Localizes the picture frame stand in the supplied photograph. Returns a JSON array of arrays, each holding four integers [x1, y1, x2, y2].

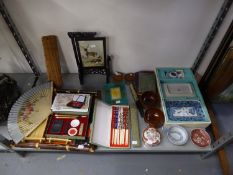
[[68, 32, 111, 84]]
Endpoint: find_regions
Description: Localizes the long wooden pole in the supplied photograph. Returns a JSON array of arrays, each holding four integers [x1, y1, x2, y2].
[[14, 142, 95, 152], [206, 102, 230, 175]]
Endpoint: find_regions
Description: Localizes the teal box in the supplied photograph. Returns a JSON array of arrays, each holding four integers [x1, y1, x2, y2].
[[155, 67, 211, 128]]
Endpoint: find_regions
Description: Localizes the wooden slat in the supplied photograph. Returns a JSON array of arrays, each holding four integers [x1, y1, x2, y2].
[[206, 47, 233, 98], [206, 102, 231, 175], [42, 35, 63, 88]]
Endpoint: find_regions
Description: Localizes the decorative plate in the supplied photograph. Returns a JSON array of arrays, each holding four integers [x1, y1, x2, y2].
[[142, 127, 161, 147], [191, 128, 211, 147], [167, 125, 188, 145], [70, 119, 80, 127], [165, 100, 205, 122], [68, 128, 78, 136]]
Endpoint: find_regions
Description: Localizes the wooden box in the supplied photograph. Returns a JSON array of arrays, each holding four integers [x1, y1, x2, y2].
[[90, 100, 130, 148]]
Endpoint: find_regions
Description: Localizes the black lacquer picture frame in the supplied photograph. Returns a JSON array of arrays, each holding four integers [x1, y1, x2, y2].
[[68, 32, 110, 84]]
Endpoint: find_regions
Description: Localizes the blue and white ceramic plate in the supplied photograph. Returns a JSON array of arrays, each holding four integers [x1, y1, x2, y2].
[[165, 100, 205, 122], [167, 125, 188, 145]]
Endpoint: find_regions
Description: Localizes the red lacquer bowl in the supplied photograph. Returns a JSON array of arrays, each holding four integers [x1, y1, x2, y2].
[[140, 91, 160, 109], [144, 108, 164, 128]]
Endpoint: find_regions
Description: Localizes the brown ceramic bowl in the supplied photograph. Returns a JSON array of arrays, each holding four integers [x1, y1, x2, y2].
[[144, 108, 164, 128], [140, 91, 159, 109]]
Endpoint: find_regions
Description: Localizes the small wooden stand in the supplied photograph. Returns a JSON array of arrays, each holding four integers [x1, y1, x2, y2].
[[68, 32, 111, 84]]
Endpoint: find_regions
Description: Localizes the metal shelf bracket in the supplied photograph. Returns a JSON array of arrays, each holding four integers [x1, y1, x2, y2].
[[0, 0, 40, 76], [201, 129, 233, 159], [192, 0, 233, 73]]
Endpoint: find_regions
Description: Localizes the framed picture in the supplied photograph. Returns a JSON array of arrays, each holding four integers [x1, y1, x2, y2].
[[68, 32, 110, 84], [75, 37, 106, 68]]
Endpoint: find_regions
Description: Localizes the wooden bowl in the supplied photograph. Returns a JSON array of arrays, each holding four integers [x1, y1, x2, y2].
[[124, 73, 135, 83], [140, 91, 159, 109], [144, 108, 164, 128], [112, 73, 124, 82]]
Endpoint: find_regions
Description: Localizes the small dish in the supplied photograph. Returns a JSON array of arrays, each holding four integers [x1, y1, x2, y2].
[[70, 119, 80, 127], [124, 73, 135, 83], [144, 108, 164, 128], [167, 125, 188, 145], [142, 127, 161, 147], [191, 128, 211, 148], [140, 91, 159, 109], [68, 128, 78, 136]]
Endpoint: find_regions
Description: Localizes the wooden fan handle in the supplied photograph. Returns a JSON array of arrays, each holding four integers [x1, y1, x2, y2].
[[42, 35, 63, 88]]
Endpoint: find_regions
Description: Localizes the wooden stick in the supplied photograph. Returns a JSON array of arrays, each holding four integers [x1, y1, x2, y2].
[[206, 102, 230, 175], [24, 137, 45, 142], [24, 137, 72, 144], [14, 142, 94, 152], [54, 114, 77, 117], [55, 116, 74, 119], [46, 138, 72, 143]]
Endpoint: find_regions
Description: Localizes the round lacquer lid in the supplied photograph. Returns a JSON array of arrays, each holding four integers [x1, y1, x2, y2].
[[191, 128, 211, 148], [142, 127, 161, 147], [68, 128, 78, 136]]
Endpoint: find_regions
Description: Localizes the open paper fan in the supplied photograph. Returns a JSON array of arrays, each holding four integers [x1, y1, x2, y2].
[[7, 82, 53, 144]]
